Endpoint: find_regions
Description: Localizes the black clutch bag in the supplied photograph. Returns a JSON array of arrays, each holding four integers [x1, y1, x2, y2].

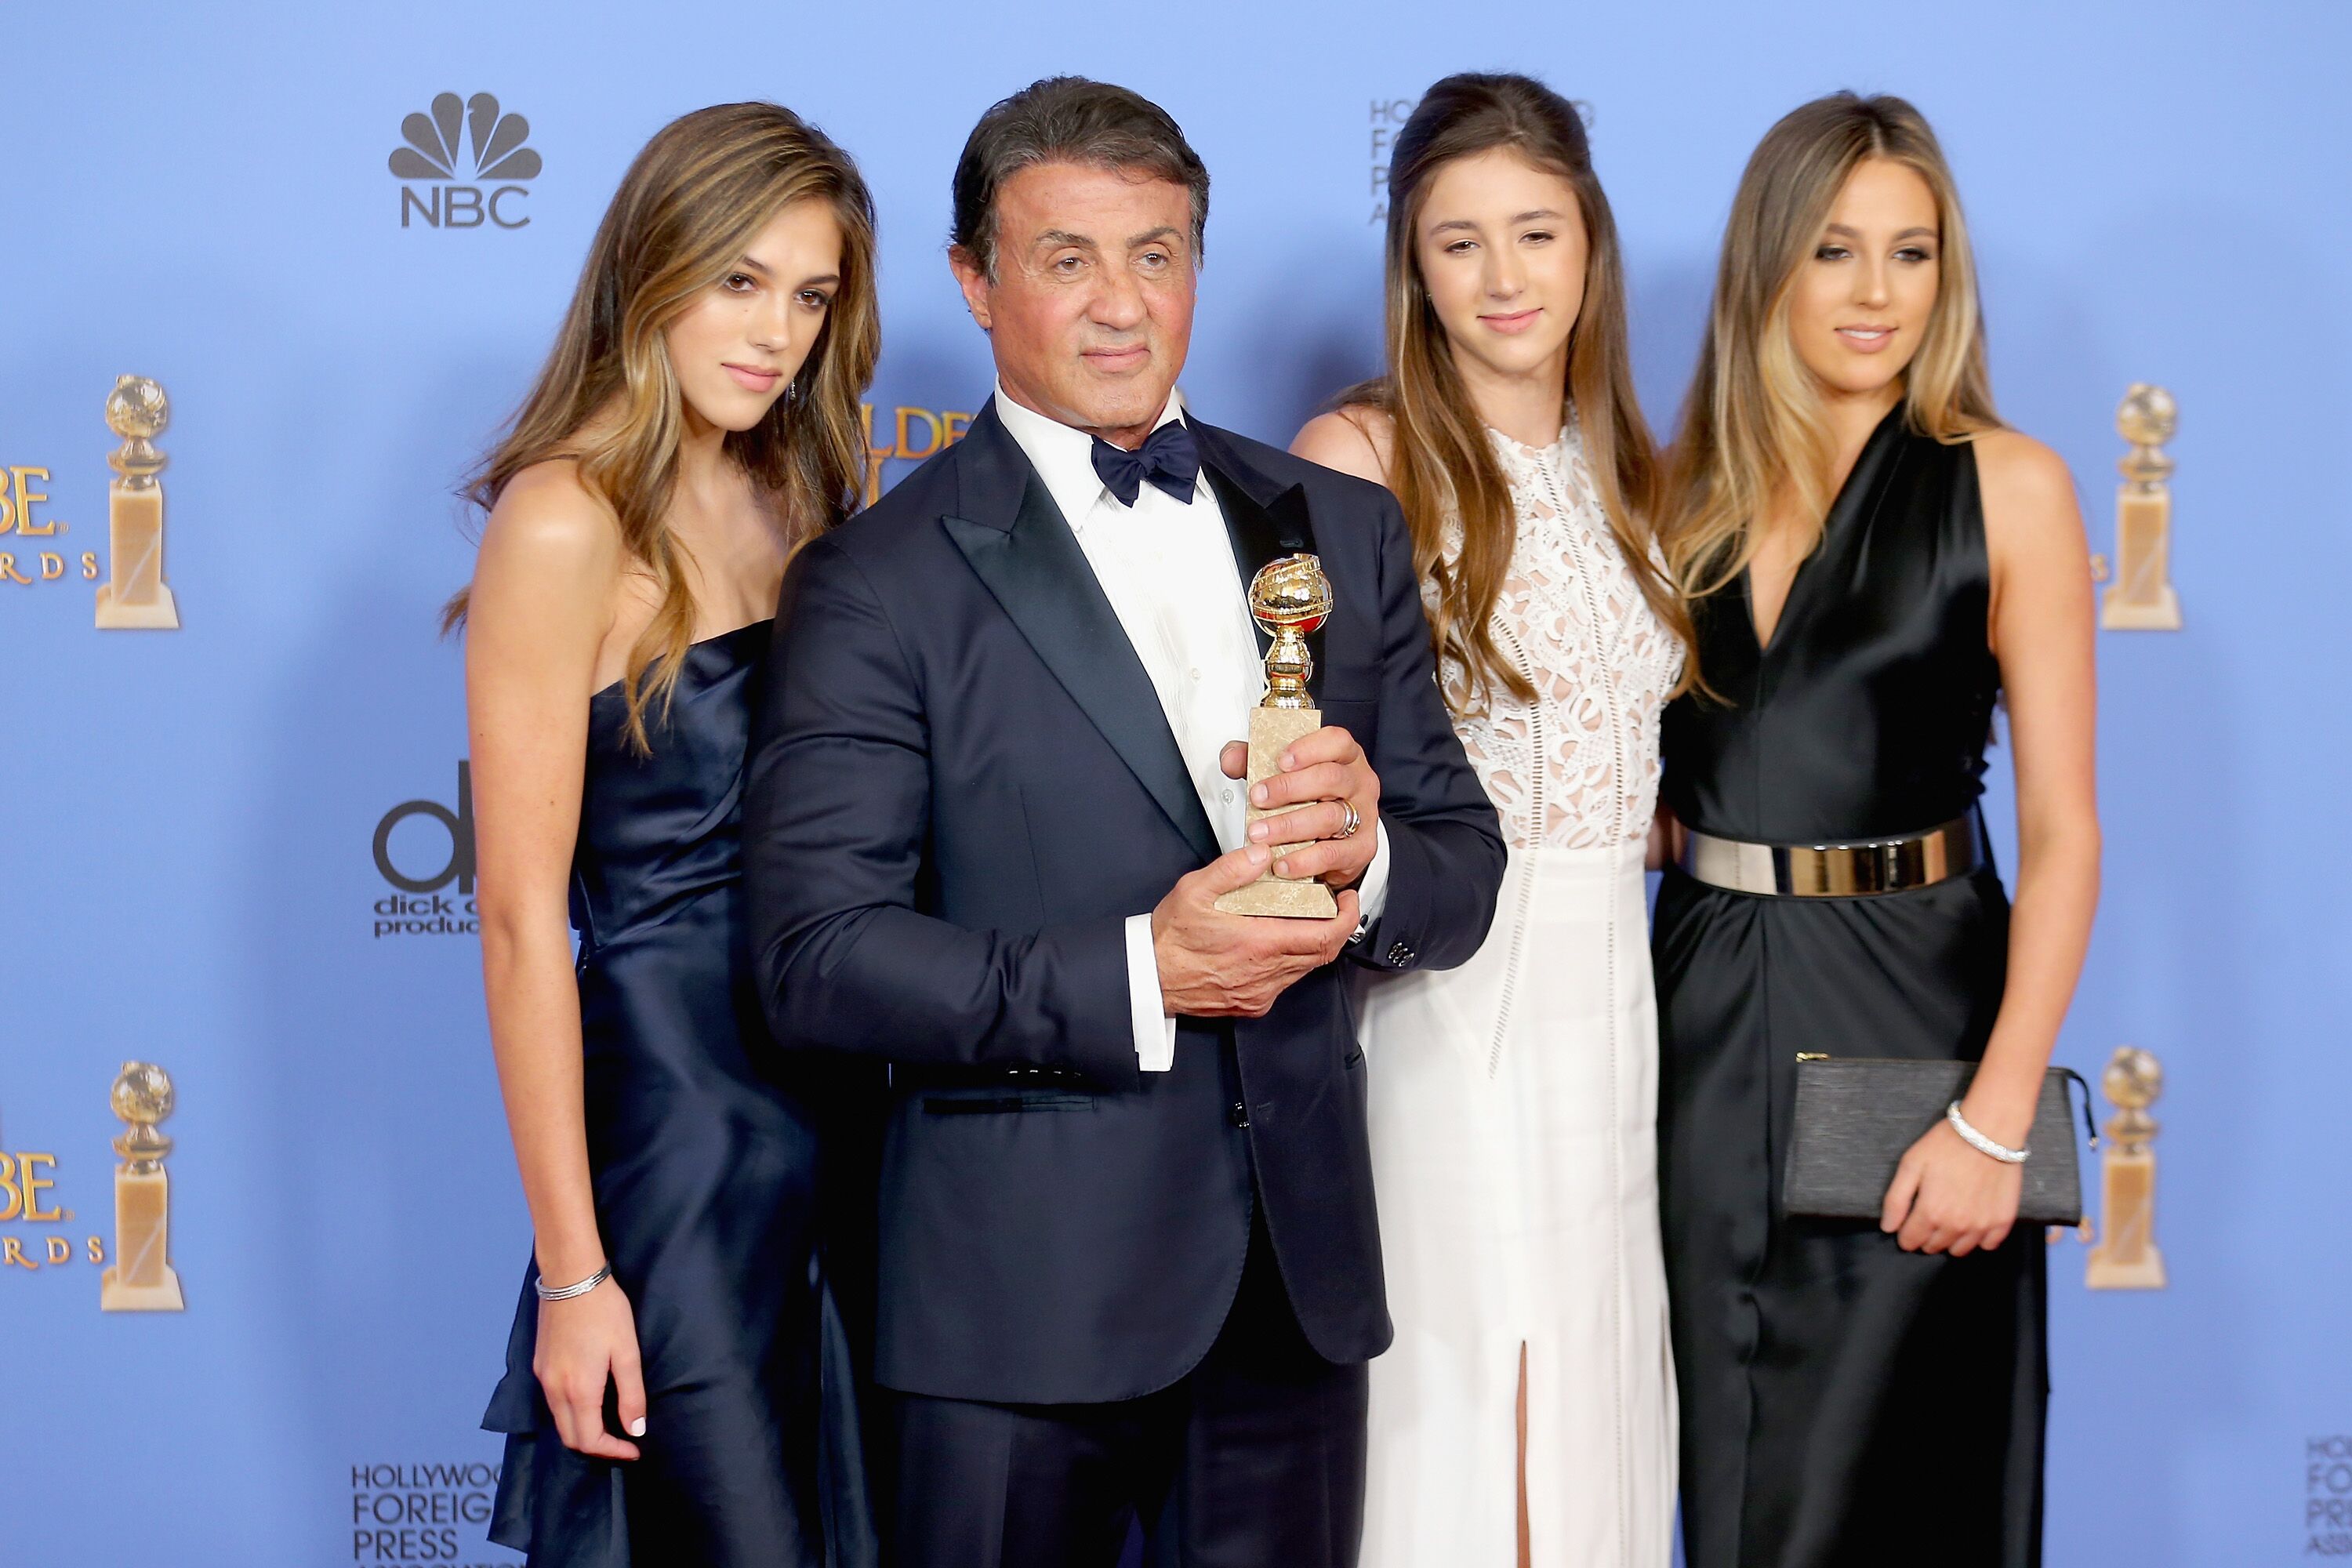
[[1782, 1056, 2096, 1225]]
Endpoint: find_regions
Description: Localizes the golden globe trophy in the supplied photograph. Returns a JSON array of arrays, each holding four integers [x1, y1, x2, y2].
[[100, 1062, 187, 1312], [2100, 383, 2181, 631], [2085, 1046, 2168, 1290], [93, 374, 180, 630], [1215, 554, 1340, 919]]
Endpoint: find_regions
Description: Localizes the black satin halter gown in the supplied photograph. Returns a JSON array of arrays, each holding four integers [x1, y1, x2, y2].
[[1654, 410, 2046, 1568], [482, 621, 880, 1568]]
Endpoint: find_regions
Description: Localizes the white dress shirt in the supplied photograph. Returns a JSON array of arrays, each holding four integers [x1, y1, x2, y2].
[[990, 385, 1390, 1069]]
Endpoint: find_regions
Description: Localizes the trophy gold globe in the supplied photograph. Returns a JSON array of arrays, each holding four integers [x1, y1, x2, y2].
[[100, 1060, 187, 1312], [2116, 385, 2177, 470], [1249, 555, 1334, 710], [1215, 554, 1341, 919], [2100, 1047, 2162, 1152], [111, 1062, 175, 1153]]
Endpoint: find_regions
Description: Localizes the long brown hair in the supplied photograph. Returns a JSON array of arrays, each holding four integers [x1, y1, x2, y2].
[[1345, 72, 1692, 714], [449, 101, 880, 752], [1661, 92, 1998, 606]]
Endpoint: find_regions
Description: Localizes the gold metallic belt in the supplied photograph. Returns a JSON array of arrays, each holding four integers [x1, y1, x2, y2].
[[1677, 814, 1981, 898]]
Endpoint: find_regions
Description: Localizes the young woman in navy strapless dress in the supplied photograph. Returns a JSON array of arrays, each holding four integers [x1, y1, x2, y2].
[[452, 103, 882, 1567]]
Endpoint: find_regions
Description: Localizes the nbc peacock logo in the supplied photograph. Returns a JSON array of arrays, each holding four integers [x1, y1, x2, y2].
[[390, 92, 540, 230]]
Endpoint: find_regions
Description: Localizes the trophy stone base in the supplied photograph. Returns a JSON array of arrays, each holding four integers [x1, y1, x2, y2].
[[100, 1263, 186, 1312], [94, 581, 180, 630], [102, 1164, 185, 1311], [2085, 1247, 2166, 1290], [2085, 1148, 2166, 1290], [2100, 583, 2180, 631], [1215, 706, 1338, 920]]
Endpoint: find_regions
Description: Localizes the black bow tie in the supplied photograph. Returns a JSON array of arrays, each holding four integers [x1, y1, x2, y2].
[[1091, 419, 1201, 507]]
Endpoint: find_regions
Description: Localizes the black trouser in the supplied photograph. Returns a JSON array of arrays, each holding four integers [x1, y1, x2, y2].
[[888, 1218, 1370, 1568]]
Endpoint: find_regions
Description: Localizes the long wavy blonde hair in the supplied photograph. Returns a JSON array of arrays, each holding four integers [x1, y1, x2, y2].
[[448, 101, 880, 752], [1345, 72, 1693, 715], [1662, 92, 1999, 608]]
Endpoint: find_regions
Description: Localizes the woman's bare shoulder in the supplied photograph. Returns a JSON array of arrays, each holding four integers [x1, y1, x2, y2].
[[481, 459, 622, 572], [1971, 429, 2085, 555], [1973, 429, 2073, 502], [470, 457, 629, 633], [1291, 405, 1395, 489]]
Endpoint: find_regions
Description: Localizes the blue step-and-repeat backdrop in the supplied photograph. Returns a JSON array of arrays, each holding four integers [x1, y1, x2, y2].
[[5, 3, 2348, 1564]]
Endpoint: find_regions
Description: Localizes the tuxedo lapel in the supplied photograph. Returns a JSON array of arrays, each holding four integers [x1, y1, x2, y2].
[[942, 408, 1221, 866]]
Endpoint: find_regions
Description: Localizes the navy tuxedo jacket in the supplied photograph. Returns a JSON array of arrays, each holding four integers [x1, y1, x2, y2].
[[744, 402, 1503, 1405]]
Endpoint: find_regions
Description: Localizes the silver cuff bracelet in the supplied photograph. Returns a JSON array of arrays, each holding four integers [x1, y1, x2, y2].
[[534, 1262, 613, 1301]]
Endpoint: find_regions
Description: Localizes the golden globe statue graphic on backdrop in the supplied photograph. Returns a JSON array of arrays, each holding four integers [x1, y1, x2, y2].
[[93, 375, 180, 630], [2100, 383, 2181, 631], [100, 1062, 185, 1312], [2085, 1046, 2167, 1290]]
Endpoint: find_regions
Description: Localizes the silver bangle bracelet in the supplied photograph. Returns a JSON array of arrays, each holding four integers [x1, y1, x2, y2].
[[534, 1262, 612, 1302], [1945, 1101, 2028, 1164]]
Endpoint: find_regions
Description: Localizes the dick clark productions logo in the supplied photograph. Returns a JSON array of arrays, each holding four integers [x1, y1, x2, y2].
[[373, 762, 479, 937], [390, 93, 539, 229]]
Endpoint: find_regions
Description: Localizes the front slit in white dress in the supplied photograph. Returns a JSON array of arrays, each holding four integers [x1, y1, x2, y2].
[[1358, 422, 1681, 1567]]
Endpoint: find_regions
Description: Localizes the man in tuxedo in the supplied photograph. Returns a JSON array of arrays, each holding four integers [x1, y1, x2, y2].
[[743, 76, 1502, 1568]]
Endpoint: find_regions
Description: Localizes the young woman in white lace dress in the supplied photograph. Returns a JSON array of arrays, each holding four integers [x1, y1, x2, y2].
[[1294, 74, 1693, 1567]]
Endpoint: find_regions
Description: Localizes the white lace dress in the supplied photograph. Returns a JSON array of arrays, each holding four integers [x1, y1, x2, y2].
[[1359, 423, 1682, 1567]]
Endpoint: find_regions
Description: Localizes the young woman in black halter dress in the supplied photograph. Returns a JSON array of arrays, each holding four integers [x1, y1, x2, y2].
[[1653, 96, 2100, 1567], [452, 104, 881, 1566]]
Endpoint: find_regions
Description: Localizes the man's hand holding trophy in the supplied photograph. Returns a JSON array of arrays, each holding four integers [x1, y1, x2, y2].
[[1148, 553, 1382, 1019], [1215, 553, 1381, 916]]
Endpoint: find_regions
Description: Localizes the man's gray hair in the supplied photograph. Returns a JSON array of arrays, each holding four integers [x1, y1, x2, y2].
[[951, 76, 1210, 278]]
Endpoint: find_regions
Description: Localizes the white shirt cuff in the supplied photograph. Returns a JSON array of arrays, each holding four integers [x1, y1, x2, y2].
[[1351, 819, 1393, 935], [1123, 913, 1177, 1072]]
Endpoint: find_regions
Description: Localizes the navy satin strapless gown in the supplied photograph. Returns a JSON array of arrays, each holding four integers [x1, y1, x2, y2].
[[483, 621, 880, 1568]]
